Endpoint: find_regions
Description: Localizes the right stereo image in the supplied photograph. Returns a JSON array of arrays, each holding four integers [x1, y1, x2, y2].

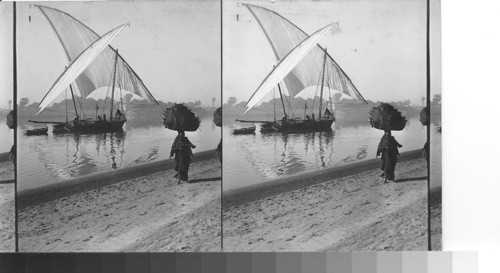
[[222, 0, 441, 251]]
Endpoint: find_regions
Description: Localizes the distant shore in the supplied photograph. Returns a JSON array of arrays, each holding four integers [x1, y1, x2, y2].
[[223, 155, 441, 251], [19, 154, 221, 252], [0, 154, 15, 252]]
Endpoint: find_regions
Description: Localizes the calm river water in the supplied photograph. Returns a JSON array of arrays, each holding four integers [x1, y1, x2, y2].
[[11, 110, 442, 191], [223, 115, 441, 191], [17, 117, 220, 191]]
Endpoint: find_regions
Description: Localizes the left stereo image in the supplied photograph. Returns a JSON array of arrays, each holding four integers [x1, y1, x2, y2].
[[0, 3, 15, 252], [7, 1, 222, 252]]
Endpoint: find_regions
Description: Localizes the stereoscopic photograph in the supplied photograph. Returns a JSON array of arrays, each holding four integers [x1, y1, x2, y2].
[[13, 1, 222, 252], [222, 0, 441, 251], [2, 0, 442, 253]]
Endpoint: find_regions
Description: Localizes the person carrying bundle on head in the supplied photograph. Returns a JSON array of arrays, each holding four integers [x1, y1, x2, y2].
[[170, 131, 196, 184], [376, 130, 403, 182]]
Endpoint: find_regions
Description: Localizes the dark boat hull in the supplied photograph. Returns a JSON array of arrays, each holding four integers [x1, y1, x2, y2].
[[31, 119, 126, 134], [52, 123, 71, 134], [233, 126, 256, 135], [71, 119, 125, 133], [25, 127, 48, 136], [261, 118, 334, 134]]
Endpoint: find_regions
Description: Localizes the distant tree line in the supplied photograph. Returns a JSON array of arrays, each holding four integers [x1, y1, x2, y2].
[[16, 95, 215, 118], [222, 93, 442, 116], [17, 95, 211, 110]]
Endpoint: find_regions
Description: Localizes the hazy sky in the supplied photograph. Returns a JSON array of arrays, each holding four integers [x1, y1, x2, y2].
[[1, 0, 440, 110], [223, 0, 440, 106], [0, 1, 220, 109], [0, 4, 14, 109]]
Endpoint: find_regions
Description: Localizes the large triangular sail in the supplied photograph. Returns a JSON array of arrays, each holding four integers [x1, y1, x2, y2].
[[35, 5, 158, 105], [37, 24, 128, 115], [244, 4, 367, 103], [245, 23, 334, 113]]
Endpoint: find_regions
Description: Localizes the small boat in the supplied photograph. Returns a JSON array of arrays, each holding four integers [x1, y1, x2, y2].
[[233, 126, 256, 135], [25, 126, 49, 136]]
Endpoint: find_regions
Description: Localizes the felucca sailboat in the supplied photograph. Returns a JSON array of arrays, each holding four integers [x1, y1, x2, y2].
[[30, 5, 159, 134], [239, 4, 367, 133]]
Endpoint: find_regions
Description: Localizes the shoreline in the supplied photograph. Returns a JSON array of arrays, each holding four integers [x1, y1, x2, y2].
[[18, 149, 217, 209], [224, 149, 424, 208], [223, 157, 439, 251], [19, 157, 221, 252]]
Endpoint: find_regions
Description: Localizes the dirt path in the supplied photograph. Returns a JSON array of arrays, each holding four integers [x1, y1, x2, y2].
[[0, 159, 15, 252], [19, 159, 221, 252], [224, 158, 434, 251]]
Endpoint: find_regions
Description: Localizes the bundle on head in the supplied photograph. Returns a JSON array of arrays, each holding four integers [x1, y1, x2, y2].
[[213, 107, 222, 127], [369, 103, 407, 131], [6, 110, 15, 129], [162, 103, 201, 132], [419, 106, 429, 126]]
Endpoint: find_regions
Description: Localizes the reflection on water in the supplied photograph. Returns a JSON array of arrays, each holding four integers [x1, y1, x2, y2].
[[17, 117, 220, 191], [224, 117, 428, 190]]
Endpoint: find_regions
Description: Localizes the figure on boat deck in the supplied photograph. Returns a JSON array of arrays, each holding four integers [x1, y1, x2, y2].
[[170, 131, 196, 184], [323, 108, 333, 119], [115, 109, 124, 120], [376, 130, 403, 182]]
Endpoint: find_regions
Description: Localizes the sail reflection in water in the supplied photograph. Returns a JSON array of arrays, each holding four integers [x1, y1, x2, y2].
[[224, 116, 426, 191], [17, 117, 219, 191]]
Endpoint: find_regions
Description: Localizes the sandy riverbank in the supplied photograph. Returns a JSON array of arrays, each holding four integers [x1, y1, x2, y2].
[[0, 157, 15, 252], [19, 158, 221, 252], [223, 157, 441, 251]]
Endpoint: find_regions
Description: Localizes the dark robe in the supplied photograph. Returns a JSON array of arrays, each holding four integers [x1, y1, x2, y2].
[[422, 141, 429, 163], [377, 133, 402, 181], [7, 110, 15, 161], [10, 144, 15, 162], [170, 134, 194, 181], [216, 139, 222, 163]]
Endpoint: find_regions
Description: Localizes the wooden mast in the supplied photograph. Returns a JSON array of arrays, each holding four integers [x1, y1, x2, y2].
[[120, 88, 124, 113], [62, 64, 79, 121], [273, 88, 276, 122], [69, 84, 78, 120], [318, 48, 328, 120], [110, 50, 119, 121], [327, 62, 333, 113], [272, 63, 287, 120], [277, 83, 287, 119], [65, 89, 68, 123]]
